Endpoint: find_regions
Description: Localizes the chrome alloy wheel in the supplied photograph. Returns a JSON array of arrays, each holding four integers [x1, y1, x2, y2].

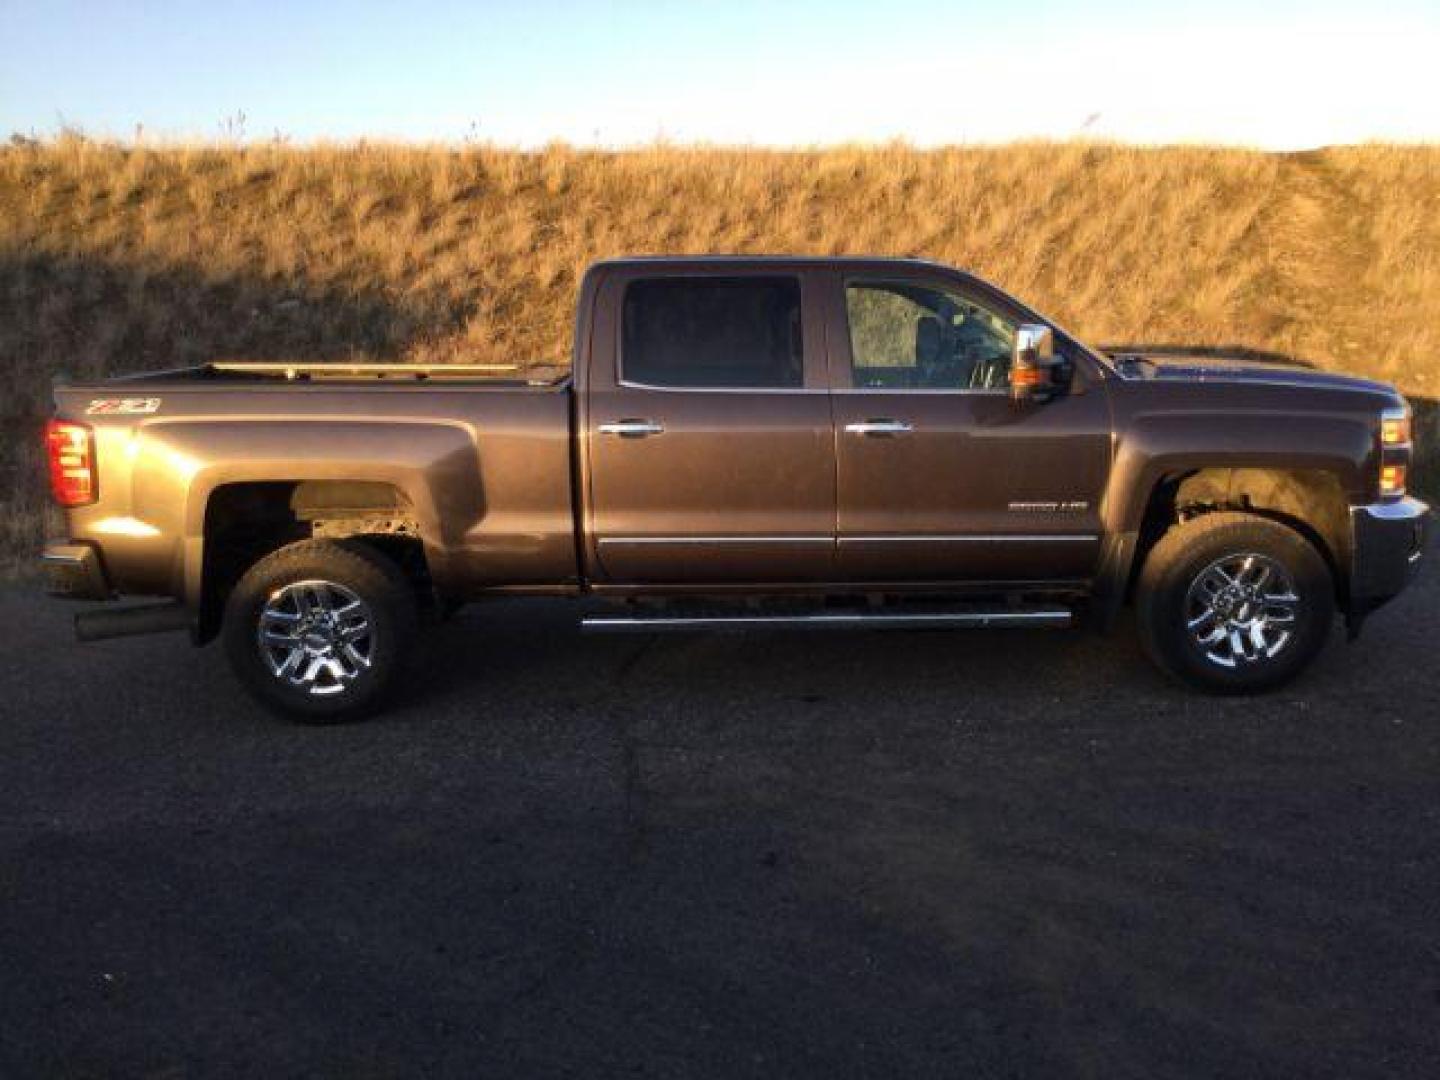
[[257, 579, 374, 696], [1184, 553, 1301, 669]]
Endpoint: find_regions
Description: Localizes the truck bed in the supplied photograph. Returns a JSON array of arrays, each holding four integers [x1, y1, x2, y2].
[[51, 365, 581, 604]]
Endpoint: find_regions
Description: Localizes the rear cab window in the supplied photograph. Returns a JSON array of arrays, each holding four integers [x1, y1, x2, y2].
[[621, 277, 804, 389]]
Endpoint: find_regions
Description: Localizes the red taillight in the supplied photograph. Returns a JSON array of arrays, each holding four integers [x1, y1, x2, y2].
[[46, 420, 97, 507]]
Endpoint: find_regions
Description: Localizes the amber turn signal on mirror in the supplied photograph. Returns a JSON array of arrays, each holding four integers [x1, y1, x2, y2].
[[1009, 323, 1056, 403]]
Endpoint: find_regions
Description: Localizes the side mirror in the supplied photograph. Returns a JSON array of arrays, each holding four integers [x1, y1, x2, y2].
[[1009, 324, 1060, 403]]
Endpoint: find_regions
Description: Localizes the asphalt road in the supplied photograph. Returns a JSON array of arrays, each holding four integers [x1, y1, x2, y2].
[[2, 564, 1438, 1079]]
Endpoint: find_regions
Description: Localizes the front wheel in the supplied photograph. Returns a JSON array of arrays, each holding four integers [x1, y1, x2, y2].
[[1135, 511, 1334, 694], [222, 539, 418, 722]]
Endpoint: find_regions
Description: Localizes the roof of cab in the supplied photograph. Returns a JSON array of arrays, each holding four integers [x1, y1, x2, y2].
[[589, 254, 966, 274]]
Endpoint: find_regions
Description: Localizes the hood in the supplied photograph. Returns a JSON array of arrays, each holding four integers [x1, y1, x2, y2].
[[1111, 352, 1396, 396]]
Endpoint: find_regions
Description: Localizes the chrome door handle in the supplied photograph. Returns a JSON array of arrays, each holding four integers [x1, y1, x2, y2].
[[598, 419, 665, 438], [844, 419, 913, 437]]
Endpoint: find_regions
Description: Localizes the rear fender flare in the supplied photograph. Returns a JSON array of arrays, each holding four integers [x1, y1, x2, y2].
[[153, 420, 482, 606]]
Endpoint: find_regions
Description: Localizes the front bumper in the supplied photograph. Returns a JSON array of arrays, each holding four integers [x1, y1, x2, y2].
[[1349, 497, 1430, 615], [40, 541, 113, 601]]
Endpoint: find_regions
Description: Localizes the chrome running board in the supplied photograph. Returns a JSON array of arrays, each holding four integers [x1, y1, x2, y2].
[[581, 608, 1072, 633]]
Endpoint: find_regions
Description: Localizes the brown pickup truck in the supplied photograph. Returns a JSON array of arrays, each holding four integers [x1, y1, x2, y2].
[[41, 256, 1429, 720]]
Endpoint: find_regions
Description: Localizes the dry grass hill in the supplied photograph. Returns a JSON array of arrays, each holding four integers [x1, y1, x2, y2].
[[1, 138, 1437, 570]]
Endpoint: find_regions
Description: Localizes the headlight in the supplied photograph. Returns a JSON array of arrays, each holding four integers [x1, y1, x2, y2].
[[1381, 405, 1411, 448]]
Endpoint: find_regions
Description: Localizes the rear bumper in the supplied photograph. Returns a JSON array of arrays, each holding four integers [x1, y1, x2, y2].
[[40, 541, 113, 601], [1348, 497, 1429, 615]]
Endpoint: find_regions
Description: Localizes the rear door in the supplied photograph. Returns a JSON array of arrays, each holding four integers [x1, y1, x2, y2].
[[826, 269, 1113, 582], [583, 266, 836, 584]]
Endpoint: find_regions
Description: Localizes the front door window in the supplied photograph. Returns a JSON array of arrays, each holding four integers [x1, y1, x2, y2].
[[845, 281, 1016, 391]]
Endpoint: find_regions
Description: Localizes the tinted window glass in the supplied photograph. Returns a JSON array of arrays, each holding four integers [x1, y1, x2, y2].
[[846, 281, 1015, 390], [622, 277, 804, 389]]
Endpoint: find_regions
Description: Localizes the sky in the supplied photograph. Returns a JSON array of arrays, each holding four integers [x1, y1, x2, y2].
[[3, 0, 1438, 149]]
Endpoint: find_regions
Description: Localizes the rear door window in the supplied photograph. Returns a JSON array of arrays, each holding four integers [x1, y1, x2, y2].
[[621, 277, 804, 389]]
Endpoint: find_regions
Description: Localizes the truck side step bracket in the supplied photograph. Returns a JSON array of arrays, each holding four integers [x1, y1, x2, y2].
[[581, 607, 1073, 633]]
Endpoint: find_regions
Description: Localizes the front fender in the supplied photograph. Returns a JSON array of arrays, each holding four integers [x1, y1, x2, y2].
[[1104, 409, 1374, 536], [1091, 405, 1376, 629]]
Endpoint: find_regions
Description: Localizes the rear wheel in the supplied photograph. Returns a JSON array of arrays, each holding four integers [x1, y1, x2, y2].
[[222, 539, 417, 722], [1136, 511, 1334, 693]]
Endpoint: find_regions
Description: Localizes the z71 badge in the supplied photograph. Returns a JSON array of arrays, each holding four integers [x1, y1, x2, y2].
[[86, 398, 162, 416]]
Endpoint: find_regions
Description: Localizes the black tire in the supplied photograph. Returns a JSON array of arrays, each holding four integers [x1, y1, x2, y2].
[[222, 539, 418, 722], [1135, 511, 1334, 694]]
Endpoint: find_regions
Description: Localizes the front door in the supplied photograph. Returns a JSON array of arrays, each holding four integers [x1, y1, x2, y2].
[[584, 269, 836, 584], [827, 272, 1113, 582]]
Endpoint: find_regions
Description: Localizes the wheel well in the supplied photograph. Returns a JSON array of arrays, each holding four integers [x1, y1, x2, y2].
[[1132, 468, 1350, 601], [198, 481, 430, 643]]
